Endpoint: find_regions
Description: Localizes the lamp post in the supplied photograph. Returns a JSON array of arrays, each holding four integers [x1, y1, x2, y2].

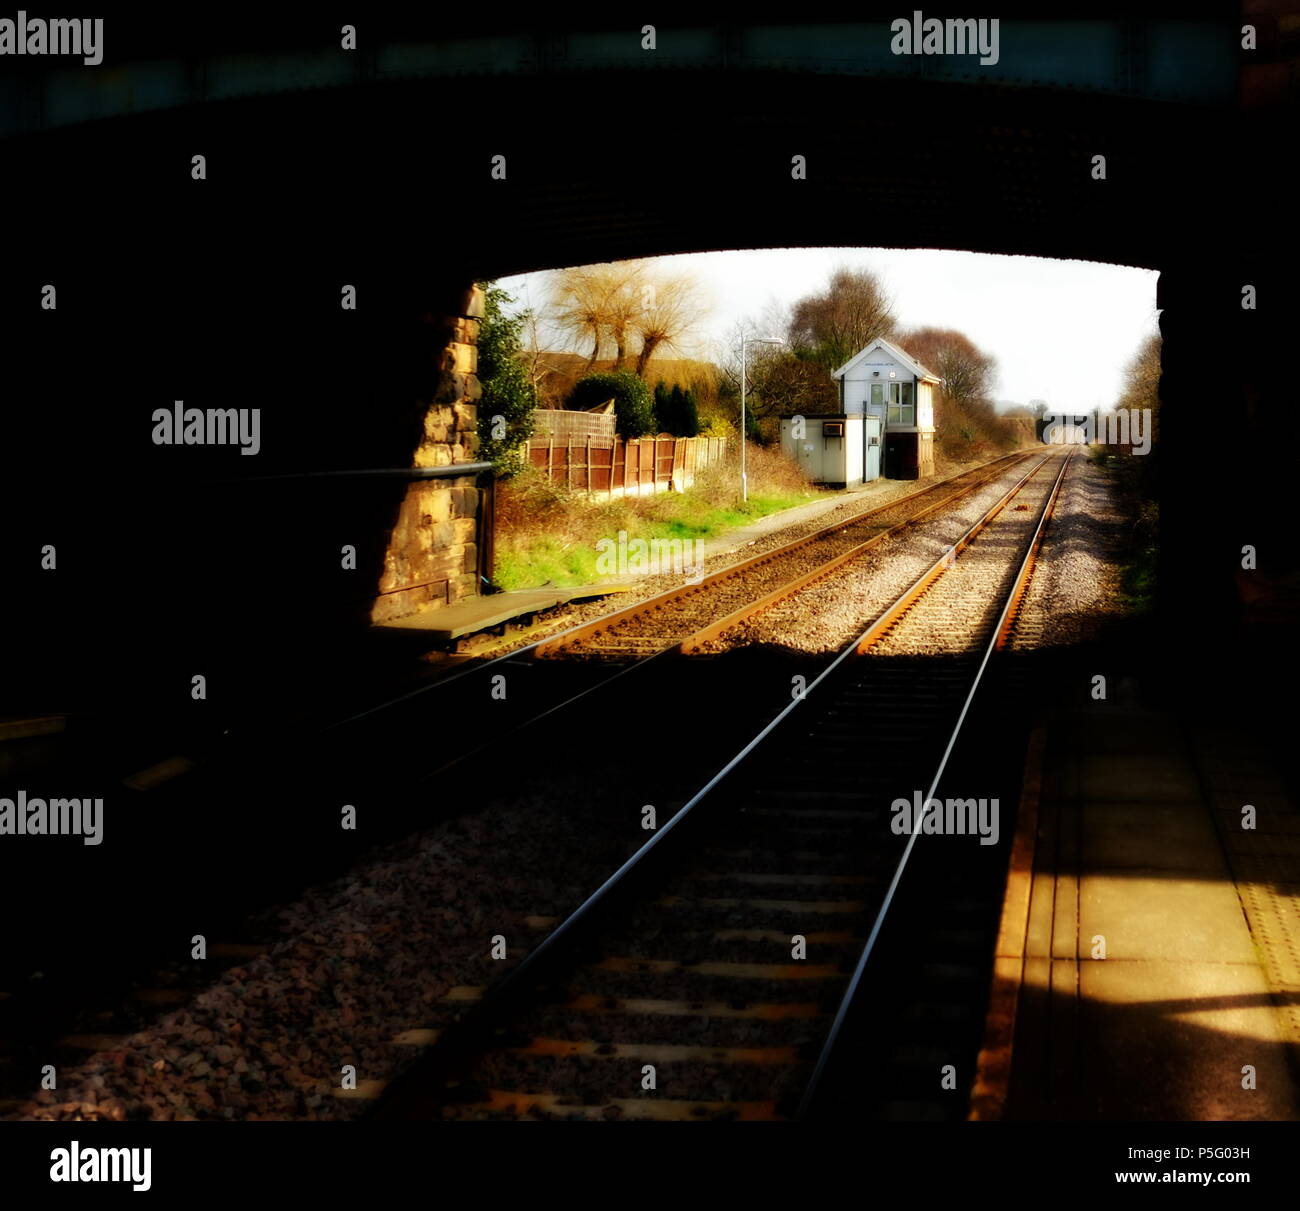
[[740, 335, 784, 502]]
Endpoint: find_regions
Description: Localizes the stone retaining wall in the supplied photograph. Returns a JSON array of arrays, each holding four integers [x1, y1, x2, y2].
[[370, 286, 485, 624]]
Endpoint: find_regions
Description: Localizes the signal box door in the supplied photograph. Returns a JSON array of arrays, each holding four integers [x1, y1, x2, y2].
[[862, 416, 883, 482]]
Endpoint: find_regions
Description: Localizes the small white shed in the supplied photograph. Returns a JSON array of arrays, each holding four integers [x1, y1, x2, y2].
[[779, 414, 869, 488]]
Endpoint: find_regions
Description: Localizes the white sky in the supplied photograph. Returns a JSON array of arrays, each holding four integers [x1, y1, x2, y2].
[[500, 247, 1159, 412]]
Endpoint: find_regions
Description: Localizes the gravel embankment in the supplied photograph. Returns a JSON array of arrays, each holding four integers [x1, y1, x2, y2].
[[1008, 452, 1129, 648], [6, 776, 640, 1122]]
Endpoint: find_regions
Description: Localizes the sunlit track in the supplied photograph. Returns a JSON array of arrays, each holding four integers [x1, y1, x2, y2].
[[795, 451, 1073, 1116], [0, 451, 1048, 1114], [328, 452, 1037, 737], [321, 451, 1044, 785], [533, 451, 1037, 660], [368, 451, 1073, 1121]]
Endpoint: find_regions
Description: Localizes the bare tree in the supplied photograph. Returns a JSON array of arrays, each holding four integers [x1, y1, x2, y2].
[[1117, 333, 1161, 416], [754, 353, 839, 416], [788, 267, 896, 370], [632, 267, 708, 378], [896, 327, 998, 406], [715, 313, 836, 425], [545, 260, 707, 381], [515, 283, 559, 402], [547, 263, 633, 373], [716, 301, 793, 394]]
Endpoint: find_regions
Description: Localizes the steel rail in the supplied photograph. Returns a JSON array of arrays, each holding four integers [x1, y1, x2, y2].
[[409, 454, 1052, 788], [534, 450, 1036, 658], [794, 450, 1073, 1117], [994, 453, 1073, 651], [373, 453, 1067, 1112], [677, 452, 1046, 655], [324, 449, 1036, 730]]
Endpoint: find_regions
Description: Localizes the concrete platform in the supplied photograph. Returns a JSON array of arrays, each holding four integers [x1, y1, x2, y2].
[[374, 584, 631, 642], [985, 685, 1300, 1121]]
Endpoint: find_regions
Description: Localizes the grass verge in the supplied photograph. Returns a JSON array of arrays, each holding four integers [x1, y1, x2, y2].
[[492, 444, 821, 592]]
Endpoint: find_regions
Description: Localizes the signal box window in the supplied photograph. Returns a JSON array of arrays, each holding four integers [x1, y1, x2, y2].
[[886, 382, 915, 426]]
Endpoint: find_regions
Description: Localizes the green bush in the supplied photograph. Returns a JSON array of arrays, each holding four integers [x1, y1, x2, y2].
[[570, 371, 656, 438], [650, 382, 702, 437], [679, 388, 702, 437], [669, 385, 702, 437], [475, 282, 536, 477], [653, 380, 672, 434]]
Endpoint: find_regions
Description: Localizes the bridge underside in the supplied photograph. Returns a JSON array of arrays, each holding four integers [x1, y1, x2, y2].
[[5, 67, 1251, 270], [1, 52, 1294, 737]]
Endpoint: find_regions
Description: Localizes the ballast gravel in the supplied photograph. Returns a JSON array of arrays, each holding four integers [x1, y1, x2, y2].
[[718, 454, 1055, 656], [6, 777, 637, 1122], [1007, 453, 1129, 647], [6, 451, 1127, 1123]]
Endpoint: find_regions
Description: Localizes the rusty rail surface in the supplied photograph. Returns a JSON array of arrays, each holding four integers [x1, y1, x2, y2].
[[795, 449, 1072, 1116], [535, 449, 1038, 659]]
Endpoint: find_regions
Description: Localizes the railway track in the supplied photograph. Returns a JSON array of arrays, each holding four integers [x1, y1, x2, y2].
[[532, 450, 1036, 661], [326, 451, 1037, 737], [319, 450, 1046, 787], [0, 450, 1058, 1117], [369, 450, 1074, 1120]]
